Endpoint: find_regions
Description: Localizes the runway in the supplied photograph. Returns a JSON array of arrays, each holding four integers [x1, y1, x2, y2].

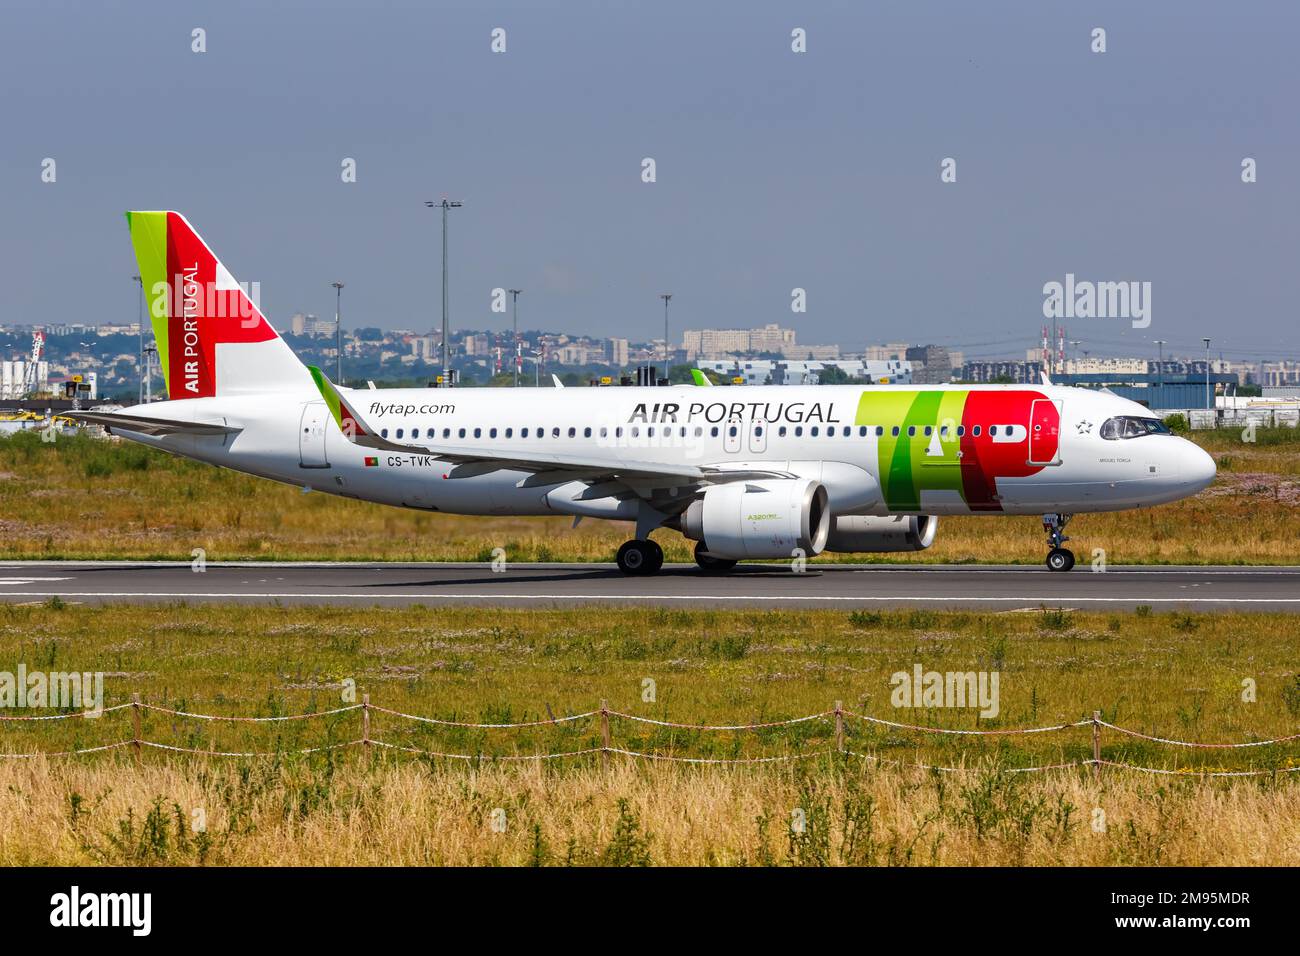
[[1, 561, 1299, 611]]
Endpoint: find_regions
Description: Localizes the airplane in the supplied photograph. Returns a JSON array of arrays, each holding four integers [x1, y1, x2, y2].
[[69, 211, 1217, 575]]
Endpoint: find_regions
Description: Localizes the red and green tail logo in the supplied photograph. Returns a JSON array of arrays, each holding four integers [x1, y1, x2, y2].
[[126, 211, 281, 399]]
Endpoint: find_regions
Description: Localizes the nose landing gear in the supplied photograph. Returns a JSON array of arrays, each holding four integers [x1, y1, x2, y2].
[[1042, 513, 1075, 572]]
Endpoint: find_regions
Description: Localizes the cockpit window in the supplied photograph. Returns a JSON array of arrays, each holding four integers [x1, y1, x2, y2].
[[1100, 416, 1171, 440]]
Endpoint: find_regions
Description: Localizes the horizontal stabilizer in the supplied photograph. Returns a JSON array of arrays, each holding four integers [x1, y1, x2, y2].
[[64, 411, 240, 437]]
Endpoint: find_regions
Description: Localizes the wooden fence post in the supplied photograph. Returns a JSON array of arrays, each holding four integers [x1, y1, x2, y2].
[[600, 699, 610, 770], [1091, 710, 1101, 782], [834, 700, 844, 753], [131, 693, 142, 768], [362, 693, 371, 759]]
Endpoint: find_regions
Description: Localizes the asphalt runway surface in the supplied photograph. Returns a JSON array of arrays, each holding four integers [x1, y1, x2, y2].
[[1, 561, 1298, 612]]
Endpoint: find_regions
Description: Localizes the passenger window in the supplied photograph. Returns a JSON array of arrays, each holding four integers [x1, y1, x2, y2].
[[396, 428, 404, 439], [811, 426, 819, 437], [858, 426, 867, 437], [795, 426, 803, 437], [552, 427, 560, 438], [458, 428, 466, 438], [779, 426, 787, 437], [568, 427, 576, 438], [923, 426, 932, 436], [956, 426, 965, 437], [710, 426, 719, 438], [876, 426, 884, 437], [907, 426, 915, 437], [989, 426, 998, 437], [973, 426, 982, 437], [728, 426, 737, 437], [616, 427, 623, 438], [489, 428, 497, 438], [599, 427, 607, 438], [521, 428, 529, 438], [694, 427, 703, 437], [505, 428, 513, 438], [473, 428, 481, 438], [584, 427, 591, 438], [443, 427, 451, 439], [891, 426, 900, 437], [648, 427, 655, 438], [755, 426, 763, 437], [381, 428, 389, 438]]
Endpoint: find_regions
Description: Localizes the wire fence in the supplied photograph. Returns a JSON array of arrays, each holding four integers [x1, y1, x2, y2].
[[2, 697, 1299, 778]]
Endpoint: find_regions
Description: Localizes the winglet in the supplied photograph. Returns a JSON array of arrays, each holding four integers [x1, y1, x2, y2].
[[690, 369, 713, 386], [308, 365, 373, 442]]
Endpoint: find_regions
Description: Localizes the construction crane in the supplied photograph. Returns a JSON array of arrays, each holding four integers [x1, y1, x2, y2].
[[21, 330, 45, 397]]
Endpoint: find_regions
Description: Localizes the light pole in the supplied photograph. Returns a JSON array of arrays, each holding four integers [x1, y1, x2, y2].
[[659, 293, 672, 377], [508, 288, 522, 386], [144, 342, 156, 403], [133, 275, 143, 405], [332, 281, 345, 384], [1153, 339, 1165, 388], [1203, 337, 1212, 411], [425, 198, 463, 386]]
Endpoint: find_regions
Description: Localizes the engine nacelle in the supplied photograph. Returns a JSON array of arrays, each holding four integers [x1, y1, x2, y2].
[[824, 514, 938, 553], [679, 479, 830, 560]]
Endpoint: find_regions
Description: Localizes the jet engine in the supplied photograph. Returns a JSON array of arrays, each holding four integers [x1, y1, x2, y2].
[[823, 514, 938, 553], [677, 479, 830, 560]]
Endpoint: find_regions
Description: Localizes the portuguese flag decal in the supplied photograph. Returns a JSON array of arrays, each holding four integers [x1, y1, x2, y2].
[[364, 456, 379, 467]]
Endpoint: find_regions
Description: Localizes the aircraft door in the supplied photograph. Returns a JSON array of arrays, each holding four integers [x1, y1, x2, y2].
[[299, 402, 330, 468], [748, 419, 768, 454], [1027, 399, 1062, 466]]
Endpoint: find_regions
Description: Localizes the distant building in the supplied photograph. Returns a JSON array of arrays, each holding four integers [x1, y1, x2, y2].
[[682, 323, 796, 359], [961, 360, 1044, 384], [606, 337, 630, 367], [861, 342, 911, 362], [697, 358, 912, 386], [906, 345, 953, 384], [0, 360, 50, 399], [289, 313, 334, 336]]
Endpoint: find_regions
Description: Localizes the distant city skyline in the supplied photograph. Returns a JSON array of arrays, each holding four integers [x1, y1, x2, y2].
[[3, 1, 1297, 366]]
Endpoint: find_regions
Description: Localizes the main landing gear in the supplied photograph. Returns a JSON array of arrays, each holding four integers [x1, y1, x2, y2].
[[694, 542, 738, 573], [1042, 513, 1075, 572], [616, 539, 664, 576]]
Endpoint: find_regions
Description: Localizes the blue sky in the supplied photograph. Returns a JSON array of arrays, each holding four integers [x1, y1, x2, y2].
[[2, 0, 1296, 361]]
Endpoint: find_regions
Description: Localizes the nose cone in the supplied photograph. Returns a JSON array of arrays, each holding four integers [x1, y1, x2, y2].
[[1180, 440, 1217, 493]]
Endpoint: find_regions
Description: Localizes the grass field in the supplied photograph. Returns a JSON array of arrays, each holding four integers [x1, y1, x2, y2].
[[1, 603, 1298, 865], [1, 426, 1297, 564]]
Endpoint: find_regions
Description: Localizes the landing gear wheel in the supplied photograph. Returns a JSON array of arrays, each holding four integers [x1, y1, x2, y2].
[[694, 543, 738, 572], [1041, 513, 1076, 572], [616, 539, 664, 576], [1046, 547, 1075, 572]]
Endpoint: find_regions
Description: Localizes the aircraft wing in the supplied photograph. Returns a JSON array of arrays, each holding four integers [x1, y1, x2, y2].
[[307, 366, 790, 485], [64, 411, 241, 437]]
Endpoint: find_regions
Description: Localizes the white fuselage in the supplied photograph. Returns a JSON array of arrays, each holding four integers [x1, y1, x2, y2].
[[111, 383, 1216, 522]]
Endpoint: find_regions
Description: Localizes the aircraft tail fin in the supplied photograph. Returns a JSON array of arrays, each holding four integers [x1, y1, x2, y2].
[[126, 211, 312, 400]]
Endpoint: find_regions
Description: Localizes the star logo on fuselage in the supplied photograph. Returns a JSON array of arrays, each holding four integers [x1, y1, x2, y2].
[[1076, 420, 1093, 434]]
